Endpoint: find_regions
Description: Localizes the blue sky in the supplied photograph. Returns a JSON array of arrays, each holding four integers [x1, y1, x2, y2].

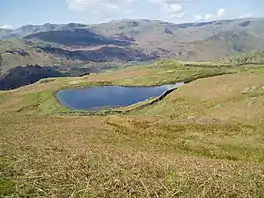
[[1, 0, 263, 28]]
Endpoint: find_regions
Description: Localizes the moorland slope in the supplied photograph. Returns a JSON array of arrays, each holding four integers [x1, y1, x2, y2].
[[1, 59, 264, 197]]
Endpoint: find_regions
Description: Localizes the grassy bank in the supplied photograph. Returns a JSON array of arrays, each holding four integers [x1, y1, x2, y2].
[[0, 60, 240, 115], [1, 60, 264, 197]]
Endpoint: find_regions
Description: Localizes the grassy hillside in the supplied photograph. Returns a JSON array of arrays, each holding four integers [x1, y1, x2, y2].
[[0, 59, 236, 112], [0, 39, 80, 71], [223, 50, 264, 65], [185, 31, 264, 61], [1, 59, 264, 197], [0, 39, 157, 72], [0, 65, 65, 90]]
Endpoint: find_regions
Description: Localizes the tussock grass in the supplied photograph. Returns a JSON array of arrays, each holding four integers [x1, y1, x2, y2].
[[1, 113, 264, 197], [1, 61, 264, 197], [135, 72, 264, 123]]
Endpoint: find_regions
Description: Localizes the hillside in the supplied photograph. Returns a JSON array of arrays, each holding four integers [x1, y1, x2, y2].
[[0, 39, 156, 73], [0, 65, 64, 90], [1, 18, 264, 68], [0, 23, 88, 39], [90, 18, 264, 60], [0, 39, 81, 72], [1, 59, 264, 197], [2, 0, 264, 196], [24, 29, 131, 47], [184, 31, 264, 61], [90, 18, 264, 42], [223, 50, 264, 65]]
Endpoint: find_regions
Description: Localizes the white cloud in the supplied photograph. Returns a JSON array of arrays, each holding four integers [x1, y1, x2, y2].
[[169, 12, 185, 19], [217, 8, 225, 17], [195, 8, 226, 22], [66, 0, 133, 11], [204, 14, 214, 21], [168, 4, 183, 13], [240, 13, 253, 19], [195, 15, 202, 21], [1, 24, 12, 29], [66, 0, 136, 21], [149, 0, 186, 19], [107, 4, 119, 9], [149, 0, 191, 5], [66, 0, 190, 21]]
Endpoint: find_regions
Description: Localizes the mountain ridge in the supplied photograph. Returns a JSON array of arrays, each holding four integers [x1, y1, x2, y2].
[[0, 17, 264, 70], [1, 17, 263, 39]]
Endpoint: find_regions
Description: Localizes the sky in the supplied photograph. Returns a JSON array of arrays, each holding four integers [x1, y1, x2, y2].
[[0, 0, 263, 29]]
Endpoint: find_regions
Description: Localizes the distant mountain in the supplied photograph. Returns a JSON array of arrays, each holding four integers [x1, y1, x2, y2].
[[0, 23, 88, 39], [39, 45, 157, 62], [1, 18, 264, 41], [24, 29, 131, 46], [0, 39, 81, 72], [90, 18, 264, 42], [0, 28, 12, 35], [0, 18, 264, 68], [0, 39, 156, 72], [183, 30, 264, 61]]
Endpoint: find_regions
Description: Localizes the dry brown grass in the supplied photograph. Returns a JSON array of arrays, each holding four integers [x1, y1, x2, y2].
[[1, 64, 264, 197], [1, 113, 264, 197], [170, 72, 264, 102], [136, 71, 264, 123]]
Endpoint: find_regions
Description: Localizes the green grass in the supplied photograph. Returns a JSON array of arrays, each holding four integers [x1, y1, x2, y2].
[[223, 50, 264, 65], [0, 159, 14, 196], [1, 113, 264, 197], [0, 180, 16, 197], [1, 60, 264, 197], [0, 60, 237, 115]]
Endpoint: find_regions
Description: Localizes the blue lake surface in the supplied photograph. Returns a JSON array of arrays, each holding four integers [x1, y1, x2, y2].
[[56, 83, 184, 110]]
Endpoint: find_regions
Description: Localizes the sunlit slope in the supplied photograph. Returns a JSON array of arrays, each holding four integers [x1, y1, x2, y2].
[[0, 60, 234, 113], [1, 60, 264, 197], [135, 70, 264, 123]]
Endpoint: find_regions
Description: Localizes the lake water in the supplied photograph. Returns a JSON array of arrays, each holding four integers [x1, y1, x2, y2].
[[56, 83, 184, 110]]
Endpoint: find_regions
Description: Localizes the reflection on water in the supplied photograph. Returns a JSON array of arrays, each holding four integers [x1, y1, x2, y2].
[[56, 83, 184, 110]]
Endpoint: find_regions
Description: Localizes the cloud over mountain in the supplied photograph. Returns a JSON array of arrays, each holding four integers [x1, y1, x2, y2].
[[66, 0, 134, 11], [66, 0, 190, 20], [1, 24, 12, 29], [195, 8, 226, 22]]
